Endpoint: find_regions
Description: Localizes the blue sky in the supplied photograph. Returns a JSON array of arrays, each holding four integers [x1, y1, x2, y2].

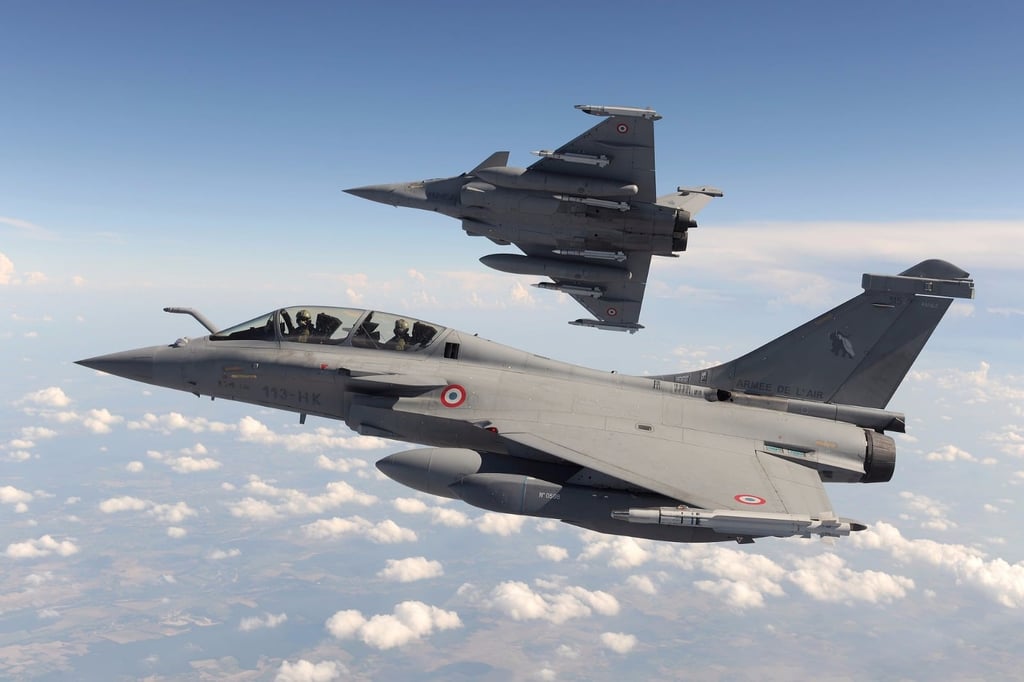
[[2, 2, 1023, 680]]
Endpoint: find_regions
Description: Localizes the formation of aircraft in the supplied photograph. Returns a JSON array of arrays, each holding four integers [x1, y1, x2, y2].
[[77, 260, 974, 543], [346, 104, 722, 333]]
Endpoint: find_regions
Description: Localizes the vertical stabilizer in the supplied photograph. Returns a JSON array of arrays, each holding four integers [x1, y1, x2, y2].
[[660, 260, 974, 409]]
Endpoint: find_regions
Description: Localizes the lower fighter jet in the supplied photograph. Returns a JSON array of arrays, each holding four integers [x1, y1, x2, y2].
[[77, 260, 974, 543], [346, 104, 722, 333]]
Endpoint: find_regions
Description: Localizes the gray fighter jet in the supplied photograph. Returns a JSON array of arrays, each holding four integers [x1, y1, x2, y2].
[[77, 260, 973, 544], [346, 104, 722, 333]]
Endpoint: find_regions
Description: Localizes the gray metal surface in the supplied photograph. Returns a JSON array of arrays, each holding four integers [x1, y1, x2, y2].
[[345, 104, 723, 333], [77, 261, 973, 543]]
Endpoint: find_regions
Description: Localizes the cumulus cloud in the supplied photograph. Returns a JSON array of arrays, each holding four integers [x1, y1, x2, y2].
[[655, 544, 787, 609], [302, 517, 416, 544], [17, 386, 71, 408], [536, 545, 569, 562], [393, 497, 471, 527], [127, 411, 234, 433], [925, 444, 978, 463], [237, 416, 391, 453], [325, 601, 461, 649], [1, 485, 33, 512], [899, 491, 957, 531], [601, 632, 638, 654], [240, 612, 288, 631], [579, 535, 651, 568], [378, 556, 444, 582], [6, 535, 79, 559], [475, 512, 525, 536], [852, 522, 1024, 608], [166, 527, 187, 538], [209, 548, 241, 560], [98, 496, 197, 525], [227, 475, 377, 520], [125, 461, 144, 472], [787, 553, 914, 604], [484, 580, 619, 624], [625, 575, 657, 595], [276, 660, 343, 682], [316, 454, 369, 473]]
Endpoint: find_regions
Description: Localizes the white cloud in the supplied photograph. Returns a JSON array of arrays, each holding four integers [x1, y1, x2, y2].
[[579, 535, 651, 568], [276, 660, 343, 682], [98, 496, 148, 513], [625, 575, 657, 595], [852, 522, 1024, 608], [656, 544, 787, 609], [98, 496, 196, 524], [6, 535, 80, 559], [786, 553, 914, 604], [302, 516, 417, 543], [600, 632, 638, 654], [240, 612, 288, 631], [378, 556, 444, 582], [166, 527, 187, 539], [17, 386, 71, 408], [209, 548, 241, 560], [536, 545, 568, 562], [237, 416, 390, 453], [325, 601, 461, 650], [484, 580, 619, 624], [900, 491, 957, 531], [167, 454, 222, 473], [0, 252, 15, 284], [315, 454, 369, 473], [475, 512, 525, 536], [125, 461, 144, 473], [227, 476, 377, 520], [393, 497, 471, 527], [925, 444, 977, 462], [1, 485, 33, 507], [127, 411, 234, 433]]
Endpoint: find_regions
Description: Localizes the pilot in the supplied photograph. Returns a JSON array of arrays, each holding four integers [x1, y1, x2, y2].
[[388, 318, 412, 351], [282, 309, 315, 342]]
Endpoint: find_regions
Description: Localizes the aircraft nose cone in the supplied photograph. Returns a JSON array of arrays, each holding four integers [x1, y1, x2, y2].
[[344, 184, 398, 205], [76, 350, 155, 382]]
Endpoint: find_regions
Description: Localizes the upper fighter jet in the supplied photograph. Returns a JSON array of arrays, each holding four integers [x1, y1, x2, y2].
[[77, 260, 973, 544], [346, 105, 722, 333]]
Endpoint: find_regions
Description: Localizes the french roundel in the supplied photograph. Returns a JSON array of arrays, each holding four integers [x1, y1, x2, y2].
[[734, 494, 766, 505], [440, 384, 467, 408], [616, 122, 629, 134]]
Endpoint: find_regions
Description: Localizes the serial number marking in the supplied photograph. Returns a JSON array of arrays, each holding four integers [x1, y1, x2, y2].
[[262, 386, 322, 406]]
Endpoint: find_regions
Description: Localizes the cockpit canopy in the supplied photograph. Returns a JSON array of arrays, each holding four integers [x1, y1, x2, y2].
[[210, 307, 445, 352]]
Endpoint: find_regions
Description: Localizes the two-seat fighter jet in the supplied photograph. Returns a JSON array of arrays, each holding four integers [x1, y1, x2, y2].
[[77, 260, 973, 544], [346, 104, 722, 333]]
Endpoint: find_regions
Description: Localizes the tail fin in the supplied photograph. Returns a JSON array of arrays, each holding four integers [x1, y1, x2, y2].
[[471, 151, 509, 173], [660, 260, 975, 409]]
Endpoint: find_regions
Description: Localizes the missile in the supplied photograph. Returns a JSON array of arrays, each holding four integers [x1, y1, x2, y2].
[[474, 166, 637, 198], [550, 249, 627, 262], [553, 194, 630, 212], [610, 507, 865, 539], [480, 254, 630, 283], [575, 104, 662, 120], [530, 150, 610, 168], [533, 282, 603, 298]]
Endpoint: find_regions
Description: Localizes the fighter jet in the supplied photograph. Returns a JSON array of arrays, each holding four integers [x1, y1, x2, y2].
[[77, 260, 973, 544], [345, 104, 722, 333]]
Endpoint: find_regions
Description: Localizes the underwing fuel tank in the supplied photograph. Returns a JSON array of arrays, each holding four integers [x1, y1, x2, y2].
[[449, 473, 674, 520], [479, 254, 630, 283], [473, 166, 639, 198]]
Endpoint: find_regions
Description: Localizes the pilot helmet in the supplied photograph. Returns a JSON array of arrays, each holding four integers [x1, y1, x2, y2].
[[297, 310, 312, 324], [394, 318, 409, 332]]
